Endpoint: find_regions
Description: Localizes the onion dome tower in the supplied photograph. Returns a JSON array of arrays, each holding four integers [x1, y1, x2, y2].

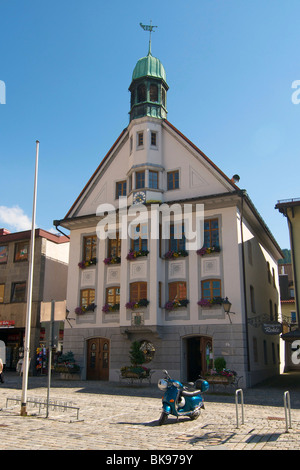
[[129, 23, 168, 122]]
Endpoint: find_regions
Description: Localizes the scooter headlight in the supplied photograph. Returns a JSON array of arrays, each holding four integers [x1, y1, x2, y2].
[[158, 379, 168, 391]]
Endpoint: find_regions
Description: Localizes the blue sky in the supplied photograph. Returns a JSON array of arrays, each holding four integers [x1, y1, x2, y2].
[[0, 0, 299, 252]]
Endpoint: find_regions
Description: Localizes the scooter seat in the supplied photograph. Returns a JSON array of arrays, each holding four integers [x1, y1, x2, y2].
[[181, 389, 201, 397]]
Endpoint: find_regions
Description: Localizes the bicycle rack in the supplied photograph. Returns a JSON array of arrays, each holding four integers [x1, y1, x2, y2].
[[283, 391, 292, 433], [235, 388, 245, 429]]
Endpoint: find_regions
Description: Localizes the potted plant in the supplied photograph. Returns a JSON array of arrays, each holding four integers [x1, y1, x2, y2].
[[120, 341, 151, 379]]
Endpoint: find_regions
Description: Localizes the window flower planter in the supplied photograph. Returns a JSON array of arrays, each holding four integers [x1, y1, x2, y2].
[[75, 303, 97, 315], [78, 257, 97, 269], [197, 297, 227, 308], [163, 250, 188, 260], [164, 299, 189, 310], [103, 256, 121, 265], [197, 246, 220, 256], [102, 303, 120, 312], [126, 249, 149, 260], [125, 299, 149, 309]]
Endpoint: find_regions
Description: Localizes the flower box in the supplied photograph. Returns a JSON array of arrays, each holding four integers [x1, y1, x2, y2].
[[75, 303, 97, 315], [126, 249, 149, 260], [197, 246, 220, 256], [163, 250, 188, 260], [78, 258, 97, 269], [164, 299, 189, 310], [102, 303, 120, 313], [198, 297, 227, 308], [125, 299, 149, 309], [103, 256, 121, 265]]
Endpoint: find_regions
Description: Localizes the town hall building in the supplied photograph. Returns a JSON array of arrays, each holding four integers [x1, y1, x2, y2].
[[55, 33, 283, 387]]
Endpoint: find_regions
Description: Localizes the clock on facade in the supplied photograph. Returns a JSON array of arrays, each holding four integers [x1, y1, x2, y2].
[[133, 191, 146, 204]]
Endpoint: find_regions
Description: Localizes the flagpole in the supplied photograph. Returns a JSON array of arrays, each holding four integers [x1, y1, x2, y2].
[[21, 140, 39, 416]]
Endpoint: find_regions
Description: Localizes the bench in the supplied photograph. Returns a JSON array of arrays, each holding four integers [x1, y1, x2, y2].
[[119, 370, 155, 385]]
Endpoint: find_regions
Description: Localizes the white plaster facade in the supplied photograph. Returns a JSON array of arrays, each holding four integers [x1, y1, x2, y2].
[[57, 53, 283, 387]]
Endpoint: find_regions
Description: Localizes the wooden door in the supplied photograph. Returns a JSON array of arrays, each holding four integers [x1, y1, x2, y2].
[[86, 338, 110, 380]]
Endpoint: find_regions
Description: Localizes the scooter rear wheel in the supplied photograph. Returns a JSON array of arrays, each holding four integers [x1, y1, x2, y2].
[[158, 411, 168, 425]]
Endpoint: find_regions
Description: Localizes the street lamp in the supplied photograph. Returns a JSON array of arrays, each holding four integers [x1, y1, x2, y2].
[[223, 297, 235, 323]]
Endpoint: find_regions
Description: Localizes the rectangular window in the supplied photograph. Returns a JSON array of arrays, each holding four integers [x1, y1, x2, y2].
[[80, 288, 95, 309], [167, 170, 179, 190], [83, 235, 97, 262], [116, 180, 127, 198], [11, 282, 26, 303], [149, 170, 158, 189], [130, 282, 147, 302], [291, 311, 297, 323], [169, 281, 187, 301], [0, 284, 4, 303], [108, 232, 121, 258], [136, 171, 145, 189], [169, 223, 185, 251], [204, 219, 219, 248], [137, 132, 144, 147], [14, 241, 29, 262], [201, 279, 221, 299], [131, 223, 148, 252], [158, 281, 162, 308], [106, 286, 120, 306], [130, 135, 133, 153], [151, 132, 157, 146], [0, 245, 8, 263]]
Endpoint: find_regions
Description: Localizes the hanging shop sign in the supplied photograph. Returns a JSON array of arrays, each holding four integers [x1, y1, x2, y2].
[[0, 320, 15, 328], [262, 322, 283, 335]]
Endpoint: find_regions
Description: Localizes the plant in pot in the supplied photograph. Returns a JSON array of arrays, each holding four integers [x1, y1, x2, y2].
[[120, 341, 150, 378]]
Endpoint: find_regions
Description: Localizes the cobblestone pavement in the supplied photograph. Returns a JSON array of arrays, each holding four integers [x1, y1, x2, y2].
[[0, 372, 300, 452]]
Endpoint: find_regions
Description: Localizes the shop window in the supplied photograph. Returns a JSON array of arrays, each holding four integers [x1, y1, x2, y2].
[[14, 241, 29, 262], [11, 282, 26, 302]]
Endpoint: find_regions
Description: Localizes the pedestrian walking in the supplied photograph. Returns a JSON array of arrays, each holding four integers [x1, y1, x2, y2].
[[0, 357, 4, 383]]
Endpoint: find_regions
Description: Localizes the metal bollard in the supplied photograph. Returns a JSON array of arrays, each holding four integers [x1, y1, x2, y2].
[[235, 388, 245, 429], [284, 391, 292, 433]]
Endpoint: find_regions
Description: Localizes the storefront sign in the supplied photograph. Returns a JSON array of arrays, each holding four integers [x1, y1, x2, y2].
[[262, 322, 282, 335], [0, 320, 15, 328]]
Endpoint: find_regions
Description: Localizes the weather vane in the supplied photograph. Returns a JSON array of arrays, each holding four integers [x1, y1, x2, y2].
[[140, 20, 157, 55]]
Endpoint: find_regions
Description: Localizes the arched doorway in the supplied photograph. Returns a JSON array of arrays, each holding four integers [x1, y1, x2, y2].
[[185, 336, 213, 382], [86, 337, 110, 380]]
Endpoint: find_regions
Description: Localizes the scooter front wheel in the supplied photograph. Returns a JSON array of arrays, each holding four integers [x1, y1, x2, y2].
[[158, 411, 168, 425], [189, 409, 201, 420]]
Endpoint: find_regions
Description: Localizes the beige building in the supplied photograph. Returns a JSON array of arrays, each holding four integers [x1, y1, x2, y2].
[[0, 228, 69, 371]]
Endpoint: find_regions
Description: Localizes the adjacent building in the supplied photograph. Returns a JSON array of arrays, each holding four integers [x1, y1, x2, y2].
[[56, 42, 283, 387], [0, 228, 69, 371], [276, 198, 300, 370]]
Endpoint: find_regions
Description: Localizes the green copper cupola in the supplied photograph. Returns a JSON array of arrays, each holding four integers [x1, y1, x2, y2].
[[129, 23, 168, 122]]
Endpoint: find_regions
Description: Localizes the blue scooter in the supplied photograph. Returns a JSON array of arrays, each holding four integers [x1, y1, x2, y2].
[[157, 369, 209, 425]]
